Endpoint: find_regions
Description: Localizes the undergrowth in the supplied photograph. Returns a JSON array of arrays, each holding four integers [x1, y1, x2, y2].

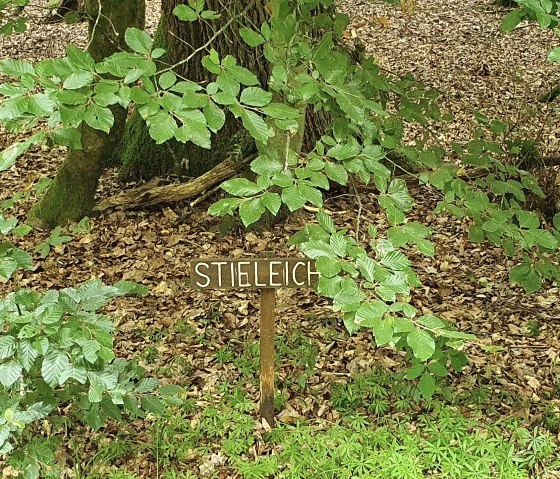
[[72, 369, 559, 479]]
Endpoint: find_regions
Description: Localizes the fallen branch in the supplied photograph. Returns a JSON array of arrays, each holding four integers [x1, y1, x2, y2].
[[94, 154, 256, 212]]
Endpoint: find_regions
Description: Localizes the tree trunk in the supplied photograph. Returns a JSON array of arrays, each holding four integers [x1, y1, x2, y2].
[[27, 0, 145, 229], [46, 0, 83, 23], [117, 0, 331, 182]]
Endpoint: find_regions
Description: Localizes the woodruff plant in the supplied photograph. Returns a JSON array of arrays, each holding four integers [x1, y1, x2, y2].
[[0, 0, 558, 400]]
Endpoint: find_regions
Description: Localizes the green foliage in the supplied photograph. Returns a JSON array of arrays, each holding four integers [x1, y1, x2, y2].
[[1, 0, 559, 395], [0, 0, 30, 35], [421, 114, 560, 292], [501, 0, 559, 34], [500, 0, 560, 65], [0, 280, 181, 478], [89, 381, 558, 479]]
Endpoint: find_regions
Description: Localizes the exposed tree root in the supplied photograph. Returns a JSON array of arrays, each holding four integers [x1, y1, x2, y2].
[[94, 154, 255, 212]]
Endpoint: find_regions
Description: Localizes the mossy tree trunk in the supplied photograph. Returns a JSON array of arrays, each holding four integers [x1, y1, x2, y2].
[[27, 0, 145, 229], [117, 0, 331, 182], [118, 0, 270, 182]]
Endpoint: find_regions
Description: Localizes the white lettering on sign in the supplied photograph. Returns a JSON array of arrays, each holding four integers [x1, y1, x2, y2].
[[190, 258, 319, 289], [194, 262, 211, 288]]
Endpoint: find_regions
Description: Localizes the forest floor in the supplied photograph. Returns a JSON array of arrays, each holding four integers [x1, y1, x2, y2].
[[1, 0, 560, 478]]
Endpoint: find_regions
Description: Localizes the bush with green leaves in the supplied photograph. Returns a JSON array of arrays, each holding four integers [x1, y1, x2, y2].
[[0, 0, 558, 396], [0, 281, 156, 443], [0, 278, 188, 477]]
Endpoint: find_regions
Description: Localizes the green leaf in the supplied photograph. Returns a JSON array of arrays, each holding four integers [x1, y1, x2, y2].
[[329, 232, 348, 257], [260, 192, 281, 215], [0, 360, 22, 387], [221, 178, 263, 197], [530, 229, 558, 249], [175, 119, 211, 149], [208, 198, 243, 216], [416, 238, 435, 256], [419, 315, 445, 330], [88, 384, 104, 403], [520, 267, 542, 293], [315, 256, 342, 278], [327, 141, 360, 161], [282, 185, 306, 211], [113, 280, 148, 296], [224, 61, 259, 86], [136, 377, 159, 393], [0, 257, 17, 280], [468, 225, 485, 242], [84, 103, 114, 133], [240, 109, 269, 144], [501, 9, 524, 32], [82, 340, 100, 364], [141, 395, 165, 414], [67, 45, 95, 70], [298, 184, 323, 207], [41, 350, 70, 387], [0, 58, 34, 76], [159, 71, 177, 90], [324, 161, 348, 185], [516, 210, 540, 229], [1, 143, 25, 171], [250, 155, 283, 176], [380, 250, 410, 271], [261, 103, 300, 119], [239, 198, 266, 227], [52, 128, 82, 149], [387, 179, 414, 211], [549, 47, 560, 64], [407, 329, 435, 361], [418, 372, 436, 399], [356, 256, 376, 282], [354, 300, 389, 326], [385, 205, 405, 225], [63, 70, 94, 90], [318, 210, 335, 234], [201, 10, 220, 19], [204, 101, 226, 132], [553, 213, 560, 231], [300, 239, 336, 259], [84, 405, 104, 430], [40, 305, 64, 324], [428, 362, 448, 377], [239, 27, 265, 47], [124, 27, 153, 55], [148, 112, 177, 144], [17, 340, 38, 371], [0, 336, 16, 360], [212, 91, 238, 105], [240, 87, 272, 107], [372, 317, 394, 345], [151, 48, 166, 59], [405, 363, 425, 380], [173, 4, 198, 21]]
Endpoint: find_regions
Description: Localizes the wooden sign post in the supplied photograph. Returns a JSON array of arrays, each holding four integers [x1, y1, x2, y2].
[[190, 257, 319, 425]]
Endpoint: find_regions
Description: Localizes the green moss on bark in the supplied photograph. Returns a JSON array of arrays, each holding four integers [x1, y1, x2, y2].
[[27, 0, 144, 228]]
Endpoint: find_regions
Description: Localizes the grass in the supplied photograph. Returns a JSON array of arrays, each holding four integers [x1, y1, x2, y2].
[[67, 365, 559, 479], [5, 323, 557, 478]]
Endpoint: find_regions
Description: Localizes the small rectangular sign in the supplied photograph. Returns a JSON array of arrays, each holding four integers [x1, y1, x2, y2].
[[190, 258, 319, 289]]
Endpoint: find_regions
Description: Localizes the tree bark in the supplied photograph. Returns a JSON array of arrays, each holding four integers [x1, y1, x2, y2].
[[28, 0, 145, 229], [117, 0, 331, 181], [95, 152, 256, 211]]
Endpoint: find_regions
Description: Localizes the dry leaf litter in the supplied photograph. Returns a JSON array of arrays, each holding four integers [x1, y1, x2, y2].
[[0, 0, 559, 476]]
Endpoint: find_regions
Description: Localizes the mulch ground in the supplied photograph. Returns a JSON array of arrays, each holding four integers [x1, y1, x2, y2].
[[1, 0, 559, 475]]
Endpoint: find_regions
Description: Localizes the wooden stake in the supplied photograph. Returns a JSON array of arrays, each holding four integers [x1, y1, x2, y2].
[[259, 286, 276, 426]]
